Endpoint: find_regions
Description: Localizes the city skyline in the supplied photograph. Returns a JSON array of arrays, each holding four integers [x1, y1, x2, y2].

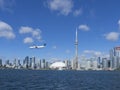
[[0, 55, 111, 70], [1, 0, 120, 61]]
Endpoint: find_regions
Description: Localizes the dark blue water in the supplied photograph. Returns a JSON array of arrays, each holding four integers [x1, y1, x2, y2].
[[0, 70, 120, 90]]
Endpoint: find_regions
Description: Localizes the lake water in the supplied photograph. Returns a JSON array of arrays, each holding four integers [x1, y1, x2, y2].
[[0, 70, 120, 90]]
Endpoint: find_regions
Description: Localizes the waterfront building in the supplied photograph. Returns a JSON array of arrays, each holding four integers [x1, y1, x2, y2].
[[79, 56, 87, 70], [13, 59, 16, 66], [68, 60, 72, 69], [41, 59, 46, 69], [46, 61, 50, 69], [77, 62, 81, 70], [85, 60, 91, 70], [0, 59, 2, 66], [5, 60, 10, 68], [13, 58, 21, 69], [13, 58, 19, 67], [102, 58, 108, 70], [63, 60, 72, 69], [18, 59, 21, 66], [5, 60, 10, 66], [36, 59, 41, 69], [102, 58, 111, 70], [23, 56, 29, 68], [31, 57, 36, 69], [110, 47, 120, 70], [64, 60, 69, 69], [92, 60, 98, 70], [84, 58, 98, 70], [97, 57, 102, 69], [71, 59, 74, 69], [29, 58, 32, 68]]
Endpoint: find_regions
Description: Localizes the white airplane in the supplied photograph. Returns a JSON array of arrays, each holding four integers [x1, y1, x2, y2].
[[29, 43, 46, 49]]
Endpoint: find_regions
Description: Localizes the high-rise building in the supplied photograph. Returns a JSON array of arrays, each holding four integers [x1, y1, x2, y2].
[[5, 60, 10, 65], [102, 58, 109, 70], [36, 59, 42, 69], [23, 56, 29, 68], [71, 59, 74, 69], [13, 58, 21, 69], [85, 58, 98, 70], [13, 59, 17, 66], [46, 61, 50, 69], [41, 59, 46, 69], [68, 60, 72, 69], [85, 60, 91, 70], [64, 60, 68, 68], [30, 58, 32, 68], [0, 59, 2, 66], [110, 47, 120, 70], [31, 56, 36, 69], [92, 60, 98, 70], [97, 57, 102, 69], [18, 59, 21, 66]]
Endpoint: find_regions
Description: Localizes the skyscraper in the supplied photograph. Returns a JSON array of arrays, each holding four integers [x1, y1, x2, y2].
[[102, 58, 109, 70], [30, 57, 32, 68], [31, 56, 36, 69], [110, 47, 120, 70], [41, 59, 46, 69], [6, 60, 10, 65], [23, 56, 29, 68], [0, 59, 2, 67], [36, 59, 41, 69]]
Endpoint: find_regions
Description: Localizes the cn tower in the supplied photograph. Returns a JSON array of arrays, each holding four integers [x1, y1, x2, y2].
[[73, 28, 78, 70]]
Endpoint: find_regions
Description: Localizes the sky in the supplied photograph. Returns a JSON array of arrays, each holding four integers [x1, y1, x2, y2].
[[0, 0, 120, 62]]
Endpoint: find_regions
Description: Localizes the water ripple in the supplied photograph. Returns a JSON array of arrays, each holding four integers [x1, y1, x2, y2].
[[0, 70, 120, 90]]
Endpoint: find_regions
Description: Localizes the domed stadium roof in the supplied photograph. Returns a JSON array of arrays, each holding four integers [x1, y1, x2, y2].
[[50, 62, 66, 69]]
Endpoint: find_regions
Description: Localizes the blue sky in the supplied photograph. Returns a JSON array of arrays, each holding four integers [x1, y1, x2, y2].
[[0, 0, 120, 61]]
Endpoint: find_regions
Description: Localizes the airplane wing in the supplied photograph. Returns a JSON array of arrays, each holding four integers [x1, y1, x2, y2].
[[36, 45, 45, 48], [29, 46, 36, 48]]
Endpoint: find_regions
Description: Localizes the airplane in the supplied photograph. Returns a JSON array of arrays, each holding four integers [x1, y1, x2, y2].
[[29, 43, 46, 49]]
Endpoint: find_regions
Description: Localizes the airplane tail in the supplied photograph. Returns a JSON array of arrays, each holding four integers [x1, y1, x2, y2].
[[44, 43, 46, 46]]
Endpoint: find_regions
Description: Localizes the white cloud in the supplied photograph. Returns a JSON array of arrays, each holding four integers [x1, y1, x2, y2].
[[19, 26, 33, 34], [73, 8, 82, 16], [78, 24, 90, 31], [118, 20, 120, 26], [24, 37, 34, 44], [32, 29, 41, 40], [0, 0, 15, 12], [83, 50, 102, 57], [19, 26, 42, 43], [47, 0, 73, 15], [118, 20, 120, 30], [0, 21, 15, 39], [104, 32, 119, 41]]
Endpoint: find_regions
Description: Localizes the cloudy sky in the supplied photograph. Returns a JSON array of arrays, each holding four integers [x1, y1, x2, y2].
[[0, 0, 120, 61]]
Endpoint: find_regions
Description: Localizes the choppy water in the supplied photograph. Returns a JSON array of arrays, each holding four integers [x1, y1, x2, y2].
[[0, 70, 120, 90]]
